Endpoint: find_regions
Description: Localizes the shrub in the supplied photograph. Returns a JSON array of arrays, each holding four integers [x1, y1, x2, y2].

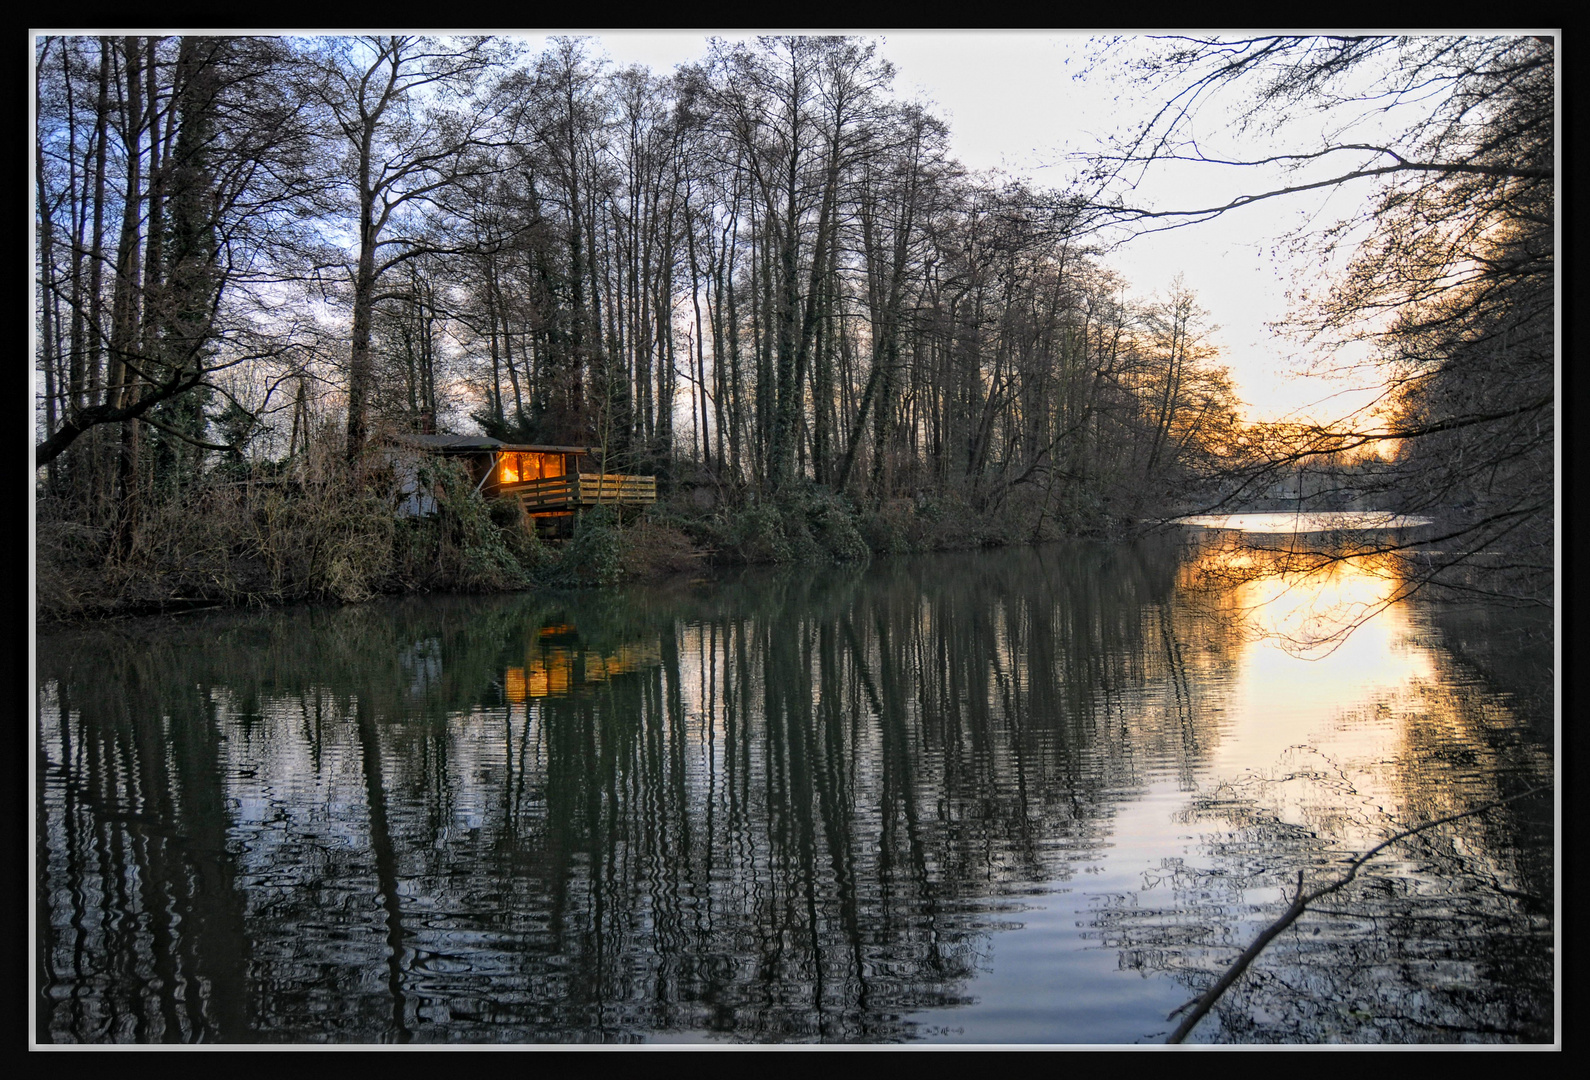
[[35, 427, 548, 621], [717, 501, 791, 564], [618, 517, 706, 581], [102, 451, 397, 608], [555, 505, 624, 586], [799, 487, 871, 563], [35, 511, 110, 622], [685, 485, 873, 566], [860, 497, 923, 554], [418, 458, 530, 592]]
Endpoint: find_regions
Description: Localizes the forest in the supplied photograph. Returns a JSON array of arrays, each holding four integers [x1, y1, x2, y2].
[[32, 34, 1553, 619]]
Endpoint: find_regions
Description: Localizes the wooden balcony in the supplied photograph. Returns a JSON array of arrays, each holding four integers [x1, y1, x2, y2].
[[505, 472, 657, 515]]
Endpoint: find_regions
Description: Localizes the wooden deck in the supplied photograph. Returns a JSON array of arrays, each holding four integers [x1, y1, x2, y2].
[[505, 472, 657, 515]]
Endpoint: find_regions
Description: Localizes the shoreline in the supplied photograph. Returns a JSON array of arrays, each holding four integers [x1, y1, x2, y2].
[[34, 524, 1137, 632], [39, 494, 1522, 633]]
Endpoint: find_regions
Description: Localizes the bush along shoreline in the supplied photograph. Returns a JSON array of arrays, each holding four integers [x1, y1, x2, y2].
[[36, 456, 1137, 628]]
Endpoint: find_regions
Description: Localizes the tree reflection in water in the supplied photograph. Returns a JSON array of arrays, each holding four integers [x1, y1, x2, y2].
[[35, 537, 1553, 1043]]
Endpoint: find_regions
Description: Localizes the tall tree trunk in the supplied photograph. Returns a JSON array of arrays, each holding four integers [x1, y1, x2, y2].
[[63, 38, 86, 420], [81, 46, 111, 384], [346, 237, 377, 460], [684, 191, 712, 469], [723, 206, 745, 483], [109, 36, 146, 543], [36, 112, 61, 491], [485, 267, 504, 428], [139, 36, 171, 490]]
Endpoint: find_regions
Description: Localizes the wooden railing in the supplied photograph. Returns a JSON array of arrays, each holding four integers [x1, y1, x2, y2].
[[508, 472, 657, 513]]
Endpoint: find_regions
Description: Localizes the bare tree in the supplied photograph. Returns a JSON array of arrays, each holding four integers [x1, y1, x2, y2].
[[35, 36, 316, 483], [301, 34, 517, 460]]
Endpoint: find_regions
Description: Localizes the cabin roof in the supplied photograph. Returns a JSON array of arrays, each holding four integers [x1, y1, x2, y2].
[[497, 443, 600, 454], [387, 434, 598, 455]]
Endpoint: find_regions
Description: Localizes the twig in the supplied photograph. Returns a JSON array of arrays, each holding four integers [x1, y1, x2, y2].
[[1165, 784, 1550, 1043]]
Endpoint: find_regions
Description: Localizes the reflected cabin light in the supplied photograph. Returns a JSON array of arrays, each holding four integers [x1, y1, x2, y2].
[[504, 666, 527, 704], [501, 638, 664, 702], [528, 658, 559, 698]]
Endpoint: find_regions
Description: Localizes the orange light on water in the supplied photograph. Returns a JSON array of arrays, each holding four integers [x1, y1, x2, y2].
[[504, 666, 527, 704], [503, 640, 662, 702]]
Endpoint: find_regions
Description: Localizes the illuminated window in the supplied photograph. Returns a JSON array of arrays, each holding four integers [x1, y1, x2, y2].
[[499, 452, 566, 485]]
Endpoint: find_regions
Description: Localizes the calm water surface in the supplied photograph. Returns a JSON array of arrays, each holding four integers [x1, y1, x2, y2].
[[1170, 511, 1435, 533], [35, 537, 1555, 1044]]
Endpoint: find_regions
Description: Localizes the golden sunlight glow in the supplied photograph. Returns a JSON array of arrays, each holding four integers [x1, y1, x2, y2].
[[1232, 554, 1410, 657], [1198, 548, 1442, 849]]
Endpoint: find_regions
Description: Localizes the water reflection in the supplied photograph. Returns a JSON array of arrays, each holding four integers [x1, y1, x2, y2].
[[1075, 542, 1553, 1043], [35, 537, 1553, 1043]]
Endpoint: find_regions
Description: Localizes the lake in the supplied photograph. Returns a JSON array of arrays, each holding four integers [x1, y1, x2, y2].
[[34, 534, 1555, 1044]]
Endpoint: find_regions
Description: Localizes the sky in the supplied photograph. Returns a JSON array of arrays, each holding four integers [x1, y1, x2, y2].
[[536, 30, 1397, 425]]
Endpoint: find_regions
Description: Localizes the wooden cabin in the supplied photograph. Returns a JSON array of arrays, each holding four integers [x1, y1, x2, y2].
[[388, 434, 656, 534]]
